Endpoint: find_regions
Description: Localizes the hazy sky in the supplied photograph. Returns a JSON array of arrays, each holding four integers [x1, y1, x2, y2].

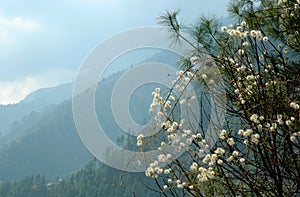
[[0, 0, 230, 104]]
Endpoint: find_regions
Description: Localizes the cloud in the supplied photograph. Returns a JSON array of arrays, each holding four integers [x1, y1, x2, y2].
[[0, 69, 74, 105], [0, 15, 39, 32], [0, 15, 40, 46], [0, 0, 230, 104], [0, 78, 40, 105]]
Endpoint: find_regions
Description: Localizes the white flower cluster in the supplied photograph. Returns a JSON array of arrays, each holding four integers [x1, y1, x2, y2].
[[139, 68, 209, 182], [231, 63, 282, 106], [290, 132, 300, 142], [197, 167, 215, 182], [250, 134, 260, 145], [138, 44, 299, 193], [140, 65, 247, 188], [220, 23, 272, 93], [173, 70, 194, 93], [219, 130, 235, 145], [149, 87, 163, 114], [219, 129, 227, 140], [250, 114, 259, 124], [277, 114, 284, 125], [145, 159, 172, 178], [137, 134, 144, 146], [237, 128, 260, 145], [278, 0, 300, 7], [223, 55, 272, 106], [201, 146, 229, 167], [216, 131, 248, 164], [250, 30, 263, 40], [221, 22, 268, 42], [277, 0, 300, 36], [290, 102, 300, 110], [190, 56, 200, 65], [227, 150, 239, 162], [189, 163, 216, 182]]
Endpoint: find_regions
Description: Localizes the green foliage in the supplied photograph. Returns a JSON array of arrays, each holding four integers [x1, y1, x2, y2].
[[0, 100, 92, 181], [138, 0, 300, 196], [0, 159, 159, 197]]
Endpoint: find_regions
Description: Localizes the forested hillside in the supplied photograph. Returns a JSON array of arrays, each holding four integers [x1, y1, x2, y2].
[[0, 83, 72, 136], [0, 159, 159, 197], [0, 100, 92, 181]]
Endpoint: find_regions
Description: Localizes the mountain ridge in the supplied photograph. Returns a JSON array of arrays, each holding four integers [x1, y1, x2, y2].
[[0, 83, 73, 136]]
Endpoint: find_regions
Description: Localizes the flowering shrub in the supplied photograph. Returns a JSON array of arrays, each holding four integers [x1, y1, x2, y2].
[[137, 0, 300, 196]]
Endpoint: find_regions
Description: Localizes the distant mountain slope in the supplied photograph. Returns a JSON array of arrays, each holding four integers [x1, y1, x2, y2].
[[0, 70, 154, 181], [0, 49, 193, 181], [21, 83, 72, 104], [0, 83, 72, 136], [0, 100, 93, 181]]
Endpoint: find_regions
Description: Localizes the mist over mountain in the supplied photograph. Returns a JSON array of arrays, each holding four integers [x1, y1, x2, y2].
[[21, 83, 73, 104], [0, 1, 234, 195], [0, 50, 181, 181], [0, 99, 93, 181], [0, 83, 73, 137]]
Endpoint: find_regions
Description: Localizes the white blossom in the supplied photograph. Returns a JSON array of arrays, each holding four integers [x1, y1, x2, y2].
[[232, 151, 239, 157], [227, 138, 235, 146], [242, 41, 249, 47], [221, 26, 227, 32], [285, 120, 292, 126], [290, 102, 300, 109], [219, 129, 227, 140], [290, 135, 296, 142], [217, 159, 223, 165], [227, 156, 234, 162], [190, 162, 198, 171], [190, 56, 200, 65], [214, 147, 225, 155], [164, 169, 170, 174], [238, 49, 245, 55], [251, 133, 260, 144], [137, 134, 144, 140], [137, 140, 143, 146], [250, 114, 259, 123]]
